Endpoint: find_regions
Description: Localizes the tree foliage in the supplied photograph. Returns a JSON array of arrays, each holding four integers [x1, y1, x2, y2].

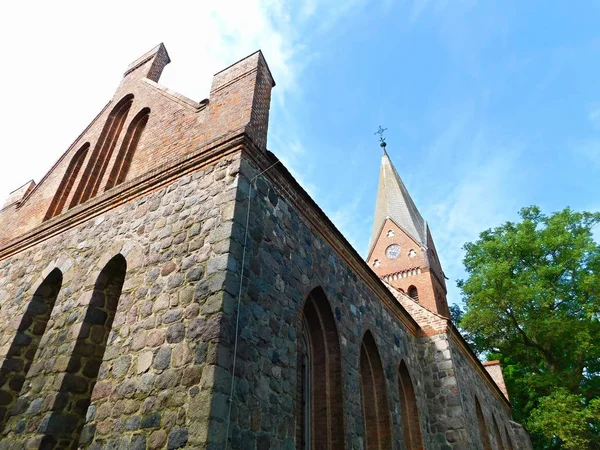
[[457, 206, 600, 449]]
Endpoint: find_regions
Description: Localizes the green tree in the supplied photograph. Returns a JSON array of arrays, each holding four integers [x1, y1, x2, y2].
[[456, 206, 600, 449]]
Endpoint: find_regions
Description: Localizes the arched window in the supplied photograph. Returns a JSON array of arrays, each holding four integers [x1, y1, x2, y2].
[[0, 269, 62, 431], [44, 144, 89, 220], [360, 331, 392, 450], [39, 255, 126, 448], [398, 361, 424, 450], [296, 287, 344, 449], [408, 286, 419, 302], [492, 416, 505, 450], [105, 107, 150, 190], [475, 397, 492, 450], [70, 95, 133, 208], [505, 425, 514, 450]]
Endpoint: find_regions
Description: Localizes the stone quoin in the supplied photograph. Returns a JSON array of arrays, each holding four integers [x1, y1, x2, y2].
[[0, 44, 533, 449]]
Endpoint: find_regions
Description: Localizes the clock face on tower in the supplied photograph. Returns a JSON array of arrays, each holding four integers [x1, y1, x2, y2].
[[385, 244, 401, 259]]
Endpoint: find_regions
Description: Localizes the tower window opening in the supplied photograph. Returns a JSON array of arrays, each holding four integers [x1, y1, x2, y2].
[[408, 286, 419, 302]]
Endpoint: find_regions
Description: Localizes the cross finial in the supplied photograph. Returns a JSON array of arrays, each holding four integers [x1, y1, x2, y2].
[[374, 126, 388, 153]]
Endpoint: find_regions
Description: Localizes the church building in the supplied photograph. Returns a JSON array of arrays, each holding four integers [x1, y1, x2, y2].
[[0, 45, 532, 449]]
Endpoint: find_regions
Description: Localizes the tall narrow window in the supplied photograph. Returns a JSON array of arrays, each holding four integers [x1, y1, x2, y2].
[[360, 331, 392, 450], [0, 269, 62, 431], [299, 330, 311, 450], [105, 107, 150, 190], [45, 144, 89, 220], [70, 95, 133, 208], [39, 255, 126, 448], [505, 426, 514, 450], [493, 417, 506, 450], [475, 397, 492, 450], [408, 286, 419, 302], [296, 287, 345, 450], [398, 361, 424, 450]]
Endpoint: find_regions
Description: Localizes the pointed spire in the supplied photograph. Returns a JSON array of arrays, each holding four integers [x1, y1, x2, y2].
[[368, 151, 427, 256]]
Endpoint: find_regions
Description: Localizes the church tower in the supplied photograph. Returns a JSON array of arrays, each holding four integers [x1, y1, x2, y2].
[[367, 141, 450, 317]]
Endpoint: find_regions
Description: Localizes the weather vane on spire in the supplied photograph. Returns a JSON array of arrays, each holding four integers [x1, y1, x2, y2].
[[374, 125, 388, 152]]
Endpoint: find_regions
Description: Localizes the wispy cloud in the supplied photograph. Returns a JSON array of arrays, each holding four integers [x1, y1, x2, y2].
[[422, 130, 523, 305], [0, 0, 374, 204]]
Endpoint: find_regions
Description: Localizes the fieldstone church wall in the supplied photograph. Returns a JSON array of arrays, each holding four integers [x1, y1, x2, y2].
[[0, 156, 243, 448]]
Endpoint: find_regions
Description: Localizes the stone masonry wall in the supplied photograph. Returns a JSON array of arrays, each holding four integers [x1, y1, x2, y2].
[[449, 336, 532, 450], [0, 154, 241, 449], [215, 154, 478, 450]]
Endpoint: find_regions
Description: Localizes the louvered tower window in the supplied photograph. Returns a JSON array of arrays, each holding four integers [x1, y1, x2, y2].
[[408, 286, 419, 302]]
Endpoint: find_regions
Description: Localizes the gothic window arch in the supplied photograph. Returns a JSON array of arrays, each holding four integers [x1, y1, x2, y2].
[[398, 360, 424, 450], [105, 107, 150, 190], [44, 143, 89, 220], [70, 95, 134, 208], [493, 416, 506, 450], [296, 287, 345, 449], [408, 286, 419, 302], [505, 425, 514, 450], [39, 255, 126, 448], [0, 269, 62, 431], [360, 330, 392, 450], [475, 396, 492, 450]]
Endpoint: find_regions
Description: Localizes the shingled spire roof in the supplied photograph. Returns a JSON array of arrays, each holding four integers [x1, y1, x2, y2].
[[368, 149, 427, 256]]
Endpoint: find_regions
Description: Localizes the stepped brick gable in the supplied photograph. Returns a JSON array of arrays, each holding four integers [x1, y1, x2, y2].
[[0, 44, 532, 449]]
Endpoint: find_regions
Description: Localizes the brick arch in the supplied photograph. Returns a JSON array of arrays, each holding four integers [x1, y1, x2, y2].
[[70, 95, 134, 208], [398, 360, 424, 450], [475, 396, 492, 450], [39, 254, 126, 448], [0, 268, 62, 433], [493, 416, 506, 450], [407, 285, 419, 302], [44, 143, 90, 220], [360, 330, 392, 450], [296, 287, 345, 449], [105, 107, 150, 190]]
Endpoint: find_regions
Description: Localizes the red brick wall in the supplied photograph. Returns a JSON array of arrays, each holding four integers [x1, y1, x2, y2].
[[0, 46, 274, 247], [368, 218, 449, 317]]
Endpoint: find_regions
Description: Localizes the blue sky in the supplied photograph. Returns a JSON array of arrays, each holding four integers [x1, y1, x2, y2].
[[1, 1, 599, 305]]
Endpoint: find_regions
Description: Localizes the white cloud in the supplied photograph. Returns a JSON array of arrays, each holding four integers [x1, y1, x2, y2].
[[0, 0, 377, 207]]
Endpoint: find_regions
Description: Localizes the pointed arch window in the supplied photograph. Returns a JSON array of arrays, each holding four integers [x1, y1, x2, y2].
[[70, 95, 133, 208], [39, 255, 126, 447], [408, 286, 419, 302], [475, 397, 492, 450], [0, 269, 62, 431], [296, 287, 345, 450], [299, 328, 311, 449], [44, 144, 89, 220], [398, 361, 424, 450], [105, 107, 150, 190], [360, 331, 392, 450], [493, 416, 506, 450], [505, 425, 514, 450]]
